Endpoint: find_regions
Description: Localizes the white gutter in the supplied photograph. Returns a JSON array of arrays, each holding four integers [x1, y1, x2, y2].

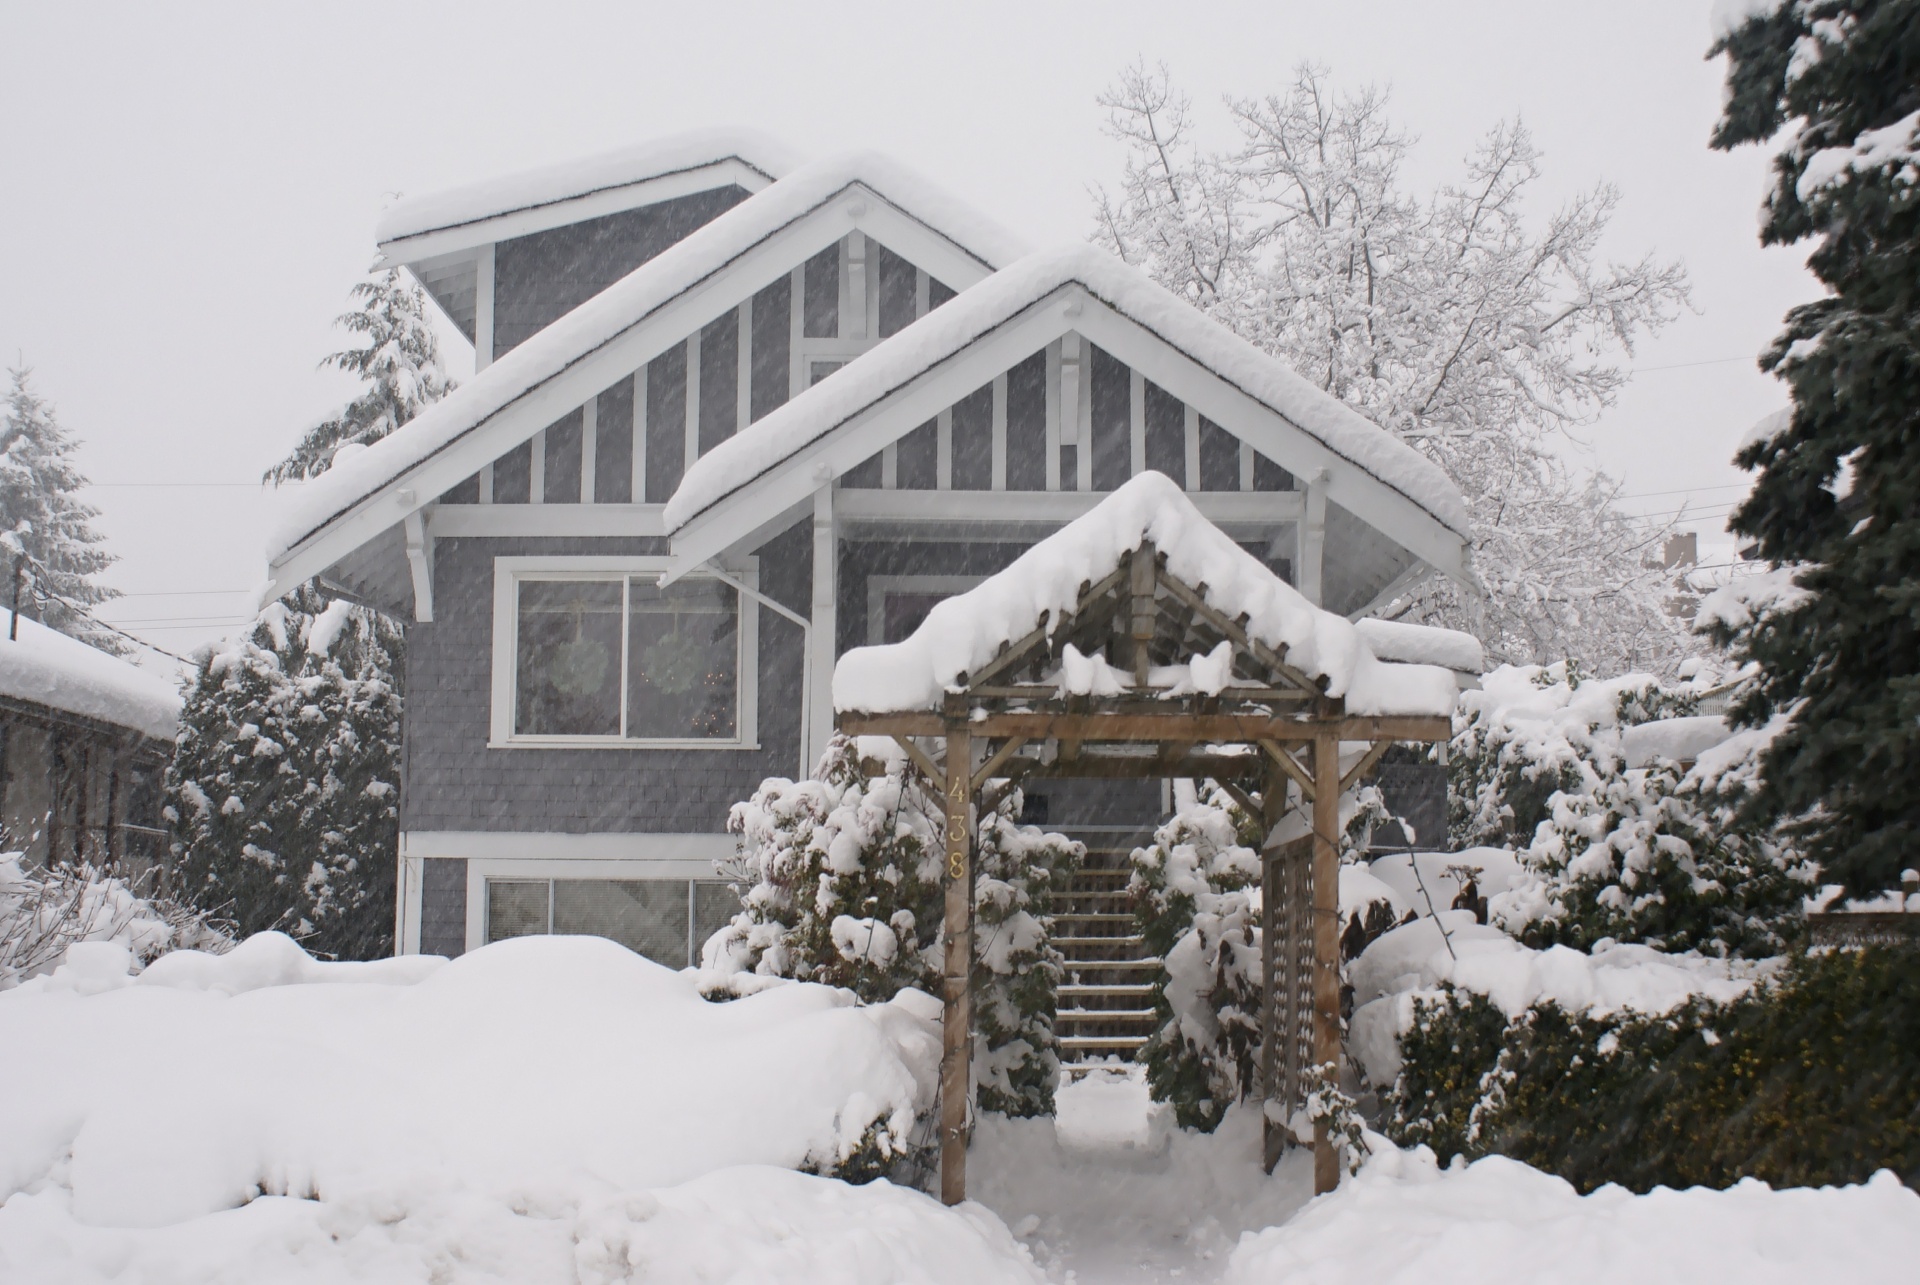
[[696, 563, 813, 780]]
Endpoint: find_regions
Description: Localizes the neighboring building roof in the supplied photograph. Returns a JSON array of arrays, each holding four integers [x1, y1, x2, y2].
[[265, 152, 1029, 596], [832, 472, 1458, 717], [664, 244, 1469, 571], [0, 611, 181, 743], [373, 129, 804, 262]]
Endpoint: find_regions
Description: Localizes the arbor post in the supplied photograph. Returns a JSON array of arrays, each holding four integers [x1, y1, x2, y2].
[[1310, 731, 1342, 1195], [1259, 760, 1285, 1174], [939, 725, 973, 1205]]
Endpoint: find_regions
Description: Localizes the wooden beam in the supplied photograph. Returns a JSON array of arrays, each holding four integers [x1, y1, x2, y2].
[[940, 726, 974, 1206], [1259, 757, 1286, 1173], [970, 737, 1028, 792], [1340, 740, 1396, 794], [1260, 738, 1315, 802], [1217, 779, 1260, 820], [963, 564, 1129, 692], [1154, 573, 1324, 696], [894, 735, 943, 787], [838, 710, 1452, 745], [1311, 731, 1341, 1196]]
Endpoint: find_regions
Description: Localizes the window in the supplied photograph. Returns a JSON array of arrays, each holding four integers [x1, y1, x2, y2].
[[865, 574, 982, 645], [485, 877, 739, 967], [492, 558, 758, 748]]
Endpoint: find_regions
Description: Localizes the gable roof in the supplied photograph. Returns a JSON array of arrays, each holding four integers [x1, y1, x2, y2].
[[833, 472, 1457, 717], [265, 152, 1031, 598], [663, 244, 1469, 578], [373, 129, 803, 265], [0, 610, 181, 743]]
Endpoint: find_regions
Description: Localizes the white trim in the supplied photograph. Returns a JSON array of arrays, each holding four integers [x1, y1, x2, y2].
[[844, 231, 869, 341], [473, 244, 496, 370], [1076, 338, 1094, 493], [1240, 440, 1255, 493], [530, 427, 547, 504], [377, 157, 778, 266], [788, 264, 806, 401], [1044, 339, 1060, 491], [271, 184, 1000, 596], [406, 828, 734, 862], [580, 395, 598, 504], [836, 486, 1304, 526], [632, 362, 648, 504], [396, 841, 423, 956], [881, 442, 898, 489], [489, 555, 759, 749], [684, 329, 702, 465], [1129, 367, 1146, 478], [430, 502, 665, 539], [458, 842, 738, 958], [735, 299, 752, 430], [1301, 469, 1329, 607], [403, 510, 434, 623], [479, 462, 494, 505], [1183, 402, 1200, 492], [807, 487, 835, 772], [866, 574, 983, 645], [935, 407, 953, 491], [990, 372, 1008, 491]]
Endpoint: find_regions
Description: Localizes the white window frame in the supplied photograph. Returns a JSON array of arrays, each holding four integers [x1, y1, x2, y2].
[[467, 858, 734, 965], [865, 574, 983, 646], [491, 555, 759, 750]]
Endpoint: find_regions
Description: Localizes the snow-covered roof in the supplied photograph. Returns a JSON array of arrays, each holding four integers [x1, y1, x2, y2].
[[1352, 618, 1484, 675], [266, 152, 1029, 583], [832, 472, 1458, 718], [374, 129, 802, 253], [665, 245, 1470, 540], [0, 611, 181, 742]]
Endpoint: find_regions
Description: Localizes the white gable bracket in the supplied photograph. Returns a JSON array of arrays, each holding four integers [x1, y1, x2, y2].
[[403, 509, 434, 623]]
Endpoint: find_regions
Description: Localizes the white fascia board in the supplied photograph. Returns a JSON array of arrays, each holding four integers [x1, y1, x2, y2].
[[834, 487, 1306, 525], [268, 186, 996, 598], [374, 159, 776, 267], [429, 503, 669, 539], [1070, 304, 1468, 581], [663, 290, 1074, 579], [666, 284, 1467, 584]]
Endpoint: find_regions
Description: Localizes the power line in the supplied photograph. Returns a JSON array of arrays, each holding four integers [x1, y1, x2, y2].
[[1615, 481, 1751, 500], [1629, 354, 1760, 373]]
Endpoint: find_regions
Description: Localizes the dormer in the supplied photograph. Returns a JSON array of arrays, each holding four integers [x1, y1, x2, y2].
[[375, 131, 800, 363]]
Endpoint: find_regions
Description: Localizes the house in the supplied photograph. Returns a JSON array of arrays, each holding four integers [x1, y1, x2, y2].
[[0, 609, 179, 874], [263, 131, 1475, 965]]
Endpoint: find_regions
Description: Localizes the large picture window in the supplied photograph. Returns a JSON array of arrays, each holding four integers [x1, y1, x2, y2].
[[492, 558, 757, 748]]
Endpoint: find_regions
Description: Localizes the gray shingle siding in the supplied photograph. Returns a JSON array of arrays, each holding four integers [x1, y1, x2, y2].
[[420, 857, 468, 957], [402, 525, 808, 835]]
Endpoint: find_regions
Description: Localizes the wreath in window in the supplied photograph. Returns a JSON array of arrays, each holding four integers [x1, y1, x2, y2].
[[547, 635, 610, 698], [640, 628, 706, 695]]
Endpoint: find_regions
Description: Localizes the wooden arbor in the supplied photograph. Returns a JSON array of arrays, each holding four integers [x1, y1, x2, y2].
[[839, 539, 1451, 1204]]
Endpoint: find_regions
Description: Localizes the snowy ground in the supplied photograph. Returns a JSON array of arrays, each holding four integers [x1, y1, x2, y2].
[[3, 934, 1918, 1283]]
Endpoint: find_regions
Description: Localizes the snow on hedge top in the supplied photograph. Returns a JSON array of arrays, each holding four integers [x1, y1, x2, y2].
[[666, 244, 1469, 537], [0, 610, 179, 741], [269, 153, 1030, 564], [1352, 618, 1484, 674], [832, 472, 1457, 717], [373, 129, 802, 246]]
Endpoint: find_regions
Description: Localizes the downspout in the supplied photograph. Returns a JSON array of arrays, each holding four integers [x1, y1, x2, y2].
[[698, 563, 814, 781]]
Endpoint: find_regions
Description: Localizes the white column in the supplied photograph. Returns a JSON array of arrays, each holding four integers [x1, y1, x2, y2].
[[1183, 403, 1200, 492], [1300, 469, 1329, 606], [809, 485, 837, 775], [788, 265, 806, 396], [530, 428, 546, 504], [1076, 341, 1094, 494], [473, 245, 495, 370], [1044, 340, 1062, 492], [1129, 367, 1146, 479], [1240, 441, 1256, 492], [882, 442, 898, 489], [843, 232, 868, 341], [736, 300, 752, 430], [632, 363, 648, 504], [991, 373, 1008, 491], [936, 408, 953, 490], [580, 397, 597, 504], [684, 330, 702, 466]]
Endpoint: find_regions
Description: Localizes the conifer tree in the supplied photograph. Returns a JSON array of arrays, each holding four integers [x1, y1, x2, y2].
[[265, 269, 453, 484], [0, 367, 120, 648], [1707, 1, 1920, 895]]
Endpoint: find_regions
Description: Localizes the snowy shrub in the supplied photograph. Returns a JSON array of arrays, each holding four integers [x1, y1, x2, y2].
[[1386, 945, 1920, 1193], [705, 735, 1081, 1124], [1453, 663, 1811, 958], [1129, 781, 1385, 1131], [167, 587, 403, 960], [0, 854, 229, 988]]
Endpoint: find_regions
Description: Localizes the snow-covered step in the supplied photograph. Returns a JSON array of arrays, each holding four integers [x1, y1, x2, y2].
[[1059, 1035, 1151, 1052], [1059, 983, 1156, 998], [1056, 935, 1146, 950], [1053, 912, 1136, 925], [1064, 957, 1162, 971], [1056, 1008, 1157, 1023]]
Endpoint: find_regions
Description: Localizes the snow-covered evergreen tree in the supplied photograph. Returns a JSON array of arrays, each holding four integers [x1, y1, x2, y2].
[[1706, 0, 1920, 896], [265, 269, 454, 483], [704, 736, 1081, 1117], [166, 586, 403, 959], [0, 367, 120, 648], [1092, 63, 1695, 674]]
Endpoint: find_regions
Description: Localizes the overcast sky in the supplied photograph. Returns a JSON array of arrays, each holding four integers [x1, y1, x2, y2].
[[0, 1, 1816, 659]]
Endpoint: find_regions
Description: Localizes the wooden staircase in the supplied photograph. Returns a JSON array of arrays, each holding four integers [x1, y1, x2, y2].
[[1052, 825, 1161, 1070]]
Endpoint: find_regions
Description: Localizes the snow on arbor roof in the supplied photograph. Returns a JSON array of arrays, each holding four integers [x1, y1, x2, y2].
[[0, 610, 181, 742], [832, 472, 1458, 718], [665, 244, 1469, 539], [1352, 618, 1485, 675], [373, 129, 802, 248], [266, 153, 1029, 572]]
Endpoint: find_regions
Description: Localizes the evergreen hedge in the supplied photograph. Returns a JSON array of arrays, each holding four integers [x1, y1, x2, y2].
[[1385, 944, 1920, 1192]]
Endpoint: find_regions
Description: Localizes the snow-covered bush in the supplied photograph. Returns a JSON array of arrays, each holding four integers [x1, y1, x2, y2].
[[167, 587, 403, 960], [1453, 663, 1811, 958], [1129, 780, 1388, 1131], [1384, 943, 1920, 1194], [704, 735, 1081, 1120], [0, 854, 229, 988]]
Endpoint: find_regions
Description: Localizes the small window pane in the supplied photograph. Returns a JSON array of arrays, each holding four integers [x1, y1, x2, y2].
[[516, 580, 624, 736], [627, 579, 738, 740], [693, 882, 739, 959], [809, 360, 844, 386], [553, 879, 687, 965], [488, 880, 549, 942], [883, 591, 948, 644]]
